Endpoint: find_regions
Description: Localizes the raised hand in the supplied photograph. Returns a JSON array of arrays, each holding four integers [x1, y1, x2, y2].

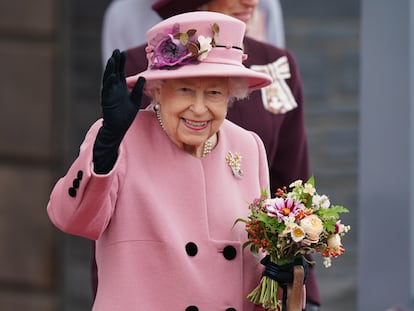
[[93, 49, 146, 174], [101, 49, 145, 136]]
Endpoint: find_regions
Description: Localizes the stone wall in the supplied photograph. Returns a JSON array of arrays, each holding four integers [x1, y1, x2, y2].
[[0, 0, 109, 310], [0, 0, 60, 310], [56, 2, 112, 310]]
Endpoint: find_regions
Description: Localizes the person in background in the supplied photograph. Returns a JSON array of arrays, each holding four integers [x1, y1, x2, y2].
[[101, 0, 321, 309], [247, 0, 285, 47], [48, 11, 274, 310], [101, 0, 161, 65], [101, 0, 285, 65]]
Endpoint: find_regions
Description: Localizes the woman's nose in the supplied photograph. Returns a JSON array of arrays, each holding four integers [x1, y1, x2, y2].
[[241, 0, 259, 8], [190, 94, 208, 114]]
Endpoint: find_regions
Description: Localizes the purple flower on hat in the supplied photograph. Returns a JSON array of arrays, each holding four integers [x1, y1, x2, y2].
[[148, 23, 218, 69], [152, 34, 192, 68]]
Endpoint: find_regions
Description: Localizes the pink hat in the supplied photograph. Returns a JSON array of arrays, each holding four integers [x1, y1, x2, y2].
[[126, 11, 272, 92], [152, 0, 210, 19]]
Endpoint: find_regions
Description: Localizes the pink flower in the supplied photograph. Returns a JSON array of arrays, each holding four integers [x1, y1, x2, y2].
[[334, 220, 351, 234], [265, 197, 304, 221]]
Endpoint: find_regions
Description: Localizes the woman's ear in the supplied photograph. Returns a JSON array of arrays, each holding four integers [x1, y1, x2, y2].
[[153, 87, 162, 103]]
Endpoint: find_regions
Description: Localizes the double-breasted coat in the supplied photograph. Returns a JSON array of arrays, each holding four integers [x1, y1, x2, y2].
[[47, 111, 270, 310]]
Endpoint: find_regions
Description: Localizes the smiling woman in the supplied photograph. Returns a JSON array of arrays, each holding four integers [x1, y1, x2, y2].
[[145, 77, 249, 157], [153, 77, 229, 157], [47, 11, 274, 311]]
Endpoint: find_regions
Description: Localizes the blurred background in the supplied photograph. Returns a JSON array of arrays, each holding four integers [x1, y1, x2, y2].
[[0, 0, 412, 310]]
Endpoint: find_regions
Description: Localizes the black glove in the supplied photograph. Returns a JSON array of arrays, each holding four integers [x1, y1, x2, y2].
[[93, 49, 146, 174], [261, 255, 308, 285], [261, 255, 309, 311]]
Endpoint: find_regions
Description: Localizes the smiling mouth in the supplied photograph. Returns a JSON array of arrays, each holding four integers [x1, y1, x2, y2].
[[183, 119, 209, 130], [233, 11, 253, 23]]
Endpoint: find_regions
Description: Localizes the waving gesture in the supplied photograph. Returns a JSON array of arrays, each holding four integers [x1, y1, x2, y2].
[[101, 49, 145, 136], [93, 49, 146, 174]]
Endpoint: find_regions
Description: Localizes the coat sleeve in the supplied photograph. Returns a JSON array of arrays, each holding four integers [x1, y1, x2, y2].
[[269, 50, 310, 191], [47, 120, 123, 240], [251, 131, 271, 195]]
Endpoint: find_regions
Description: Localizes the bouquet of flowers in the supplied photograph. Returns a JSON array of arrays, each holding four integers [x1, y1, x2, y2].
[[235, 176, 350, 311]]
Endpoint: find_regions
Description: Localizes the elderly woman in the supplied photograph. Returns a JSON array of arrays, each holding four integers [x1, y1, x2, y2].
[[110, 2, 322, 309], [47, 11, 273, 310]]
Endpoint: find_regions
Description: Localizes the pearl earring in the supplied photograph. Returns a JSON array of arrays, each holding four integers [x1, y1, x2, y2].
[[155, 104, 165, 131]]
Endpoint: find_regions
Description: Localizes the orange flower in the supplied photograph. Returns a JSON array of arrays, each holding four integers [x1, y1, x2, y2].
[[295, 208, 313, 220]]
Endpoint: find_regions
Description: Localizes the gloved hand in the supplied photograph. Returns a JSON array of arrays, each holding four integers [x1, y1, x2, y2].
[[93, 49, 146, 174], [261, 255, 309, 311], [261, 255, 308, 285], [100, 49, 145, 136]]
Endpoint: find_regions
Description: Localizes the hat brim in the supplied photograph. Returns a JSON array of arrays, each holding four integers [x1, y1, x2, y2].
[[126, 62, 272, 92]]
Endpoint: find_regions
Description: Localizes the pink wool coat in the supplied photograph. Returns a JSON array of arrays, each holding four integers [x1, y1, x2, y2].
[[47, 111, 270, 311]]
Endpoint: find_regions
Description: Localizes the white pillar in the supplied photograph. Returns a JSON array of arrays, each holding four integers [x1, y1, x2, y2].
[[410, 0, 414, 303], [359, 0, 414, 310]]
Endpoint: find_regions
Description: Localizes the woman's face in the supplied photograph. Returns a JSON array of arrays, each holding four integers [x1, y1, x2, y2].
[[203, 0, 259, 25], [155, 77, 230, 155]]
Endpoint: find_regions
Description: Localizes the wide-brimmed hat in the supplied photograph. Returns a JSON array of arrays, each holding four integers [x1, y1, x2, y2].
[[126, 11, 272, 92], [152, 0, 210, 19]]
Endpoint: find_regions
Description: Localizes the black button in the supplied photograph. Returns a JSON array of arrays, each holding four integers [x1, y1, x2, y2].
[[185, 242, 198, 256], [185, 306, 198, 311], [222, 245, 237, 260], [77, 170, 83, 180], [226, 308, 236, 311], [68, 187, 77, 197], [73, 178, 80, 188]]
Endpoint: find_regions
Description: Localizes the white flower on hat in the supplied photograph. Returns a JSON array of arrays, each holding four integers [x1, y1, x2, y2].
[[197, 35, 213, 61]]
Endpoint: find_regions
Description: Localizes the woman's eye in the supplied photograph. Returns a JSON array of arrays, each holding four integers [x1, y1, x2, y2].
[[207, 90, 223, 96], [179, 87, 192, 93], [206, 90, 227, 101]]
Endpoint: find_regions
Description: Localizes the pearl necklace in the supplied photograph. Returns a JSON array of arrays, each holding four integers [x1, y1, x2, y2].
[[156, 109, 213, 157], [202, 139, 213, 157]]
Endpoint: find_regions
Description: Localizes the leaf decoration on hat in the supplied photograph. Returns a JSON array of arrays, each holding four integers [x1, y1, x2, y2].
[[173, 29, 196, 46], [188, 43, 200, 58], [211, 23, 219, 46]]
